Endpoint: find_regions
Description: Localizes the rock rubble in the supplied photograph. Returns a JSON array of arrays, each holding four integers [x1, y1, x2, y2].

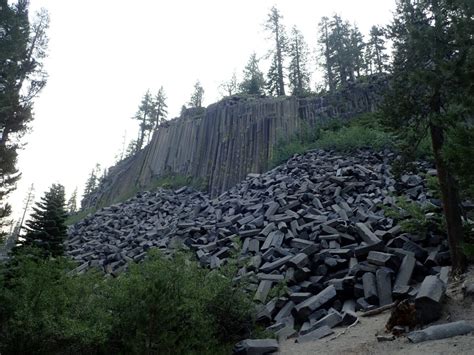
[[67, 149, 451, 341]]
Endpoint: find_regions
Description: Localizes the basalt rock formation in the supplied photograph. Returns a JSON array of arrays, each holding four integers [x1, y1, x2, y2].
[[83, 77, 386, 209]]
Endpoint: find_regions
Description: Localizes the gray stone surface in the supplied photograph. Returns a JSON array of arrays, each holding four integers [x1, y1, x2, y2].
[[394, 255, 416, 288], [376, 268, 393, 306], [233, 338, 279, 354], [294, 285, 337, 321], [415, 275, 446, 324], [296, 325, 334, 343], [407, 321, 474, 343], [362, 272, 379, 305], [66, 148, 442, 330]]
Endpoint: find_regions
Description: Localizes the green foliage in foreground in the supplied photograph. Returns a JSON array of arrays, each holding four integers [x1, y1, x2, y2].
[[0, 250, 256, 355]]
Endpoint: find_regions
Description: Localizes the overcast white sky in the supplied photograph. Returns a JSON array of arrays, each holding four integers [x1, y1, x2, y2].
[[9, 0, 396, 222]]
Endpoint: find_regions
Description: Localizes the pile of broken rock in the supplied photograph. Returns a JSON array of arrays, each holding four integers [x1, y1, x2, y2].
[[67, 149, 457, 351]]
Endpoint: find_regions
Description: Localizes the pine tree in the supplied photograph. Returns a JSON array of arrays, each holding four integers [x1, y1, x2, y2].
[[125, 139, 139, 159], [317, 16, 336, 91], [382, 0, 474, 273], [288, 26, 311, 96], [81, 164, 100, 209], [348, 25, 366, 78], [328, 15, 352, 86], [240, 53, 265, 95], [21, 184, 67, 257], [67, 188, 78, 214], [219, 71, 238, 97], [0, 1, 49, 232], [188, 80, 204, 108], [265, 6, 287, 96], [150, 87, 168, 131], [366, 25, 388, 74], [133, 91, 154, 150]]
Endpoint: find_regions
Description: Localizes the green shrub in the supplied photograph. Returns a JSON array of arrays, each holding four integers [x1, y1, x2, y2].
[[270, 112, 393, 168], [384, 196, 443, 237], [0, 250, 256, 354], [313, 124, 393, 151], [107, 251, 254, 354], [0, 254, 111, 354]]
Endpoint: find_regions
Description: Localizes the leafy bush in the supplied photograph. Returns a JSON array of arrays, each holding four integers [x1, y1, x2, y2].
[[314, 124, 393, 151], [384, 196, 443, 237], [270, 112, 393, 167], [107, 251, 254, 354], [0, 250, 256, 354], [0, 254, 111, 354]]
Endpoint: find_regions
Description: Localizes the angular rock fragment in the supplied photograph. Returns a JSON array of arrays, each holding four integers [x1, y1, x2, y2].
[[362, 272, 379, 305], [254, 280, 273, 303], [415, 275, 446, 324], [407, 321, 474, 343], [259, 255, 293, 273], [294, 285, 337, 321], [233, 339, 279, 354], [376, 268, 393, 306], [355, 222, 382, 245], [296, 325, 334, 343], [394, 255, 416, 288], [367, 251, 400, 270]]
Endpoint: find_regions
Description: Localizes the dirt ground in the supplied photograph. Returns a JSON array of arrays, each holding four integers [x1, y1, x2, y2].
[[280, 267, 474, 355]]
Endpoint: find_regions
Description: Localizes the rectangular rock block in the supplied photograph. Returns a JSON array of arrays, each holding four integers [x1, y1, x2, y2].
[[394, 255, 416, 288], [367, 251, 400, 270], [376, 268, 393, 306], [415, 275, 446, 324], [294, 285, 337, 321], [355, 222, 382, 244], [296, 325, 334, 344], [254, 280, 273, 303], [362, 272, 379, 305]]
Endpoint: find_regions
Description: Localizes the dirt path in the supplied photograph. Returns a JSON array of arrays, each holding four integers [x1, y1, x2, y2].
[[280, 268, 474, 355]]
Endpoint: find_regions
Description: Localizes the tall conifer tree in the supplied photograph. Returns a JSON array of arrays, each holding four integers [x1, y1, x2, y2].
[[382, 0, 474, 273], [0, 1, 49, 232], [240, 53, 265, 95], [21, 184, 67, 257], [288, 26, 310, 96], [265, 6, 287, 96]]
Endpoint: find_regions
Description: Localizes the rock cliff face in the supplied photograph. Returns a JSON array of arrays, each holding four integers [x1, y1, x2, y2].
[[88, 78, 385, 208]]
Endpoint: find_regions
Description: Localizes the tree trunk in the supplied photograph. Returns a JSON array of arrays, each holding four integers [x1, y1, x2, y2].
[[429, 123, 467, 274], [276, 31, 285, 96]]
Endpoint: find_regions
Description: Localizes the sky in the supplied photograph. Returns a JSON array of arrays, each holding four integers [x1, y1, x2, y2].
[[9, 0, 396, 222]]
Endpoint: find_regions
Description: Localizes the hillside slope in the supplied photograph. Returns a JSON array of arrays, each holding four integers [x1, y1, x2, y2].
[[68, 148, 453, 337]]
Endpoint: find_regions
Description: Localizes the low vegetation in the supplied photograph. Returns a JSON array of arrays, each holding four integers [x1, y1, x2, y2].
[[0, 250, 257, 354], [270, 112, 394, 167]]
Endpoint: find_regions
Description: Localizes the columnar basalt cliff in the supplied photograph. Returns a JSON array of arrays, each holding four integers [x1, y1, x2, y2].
[[87, 78, 386, 209]]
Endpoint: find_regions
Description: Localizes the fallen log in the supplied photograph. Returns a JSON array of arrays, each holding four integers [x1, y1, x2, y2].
[[361, 302, 397, 317]]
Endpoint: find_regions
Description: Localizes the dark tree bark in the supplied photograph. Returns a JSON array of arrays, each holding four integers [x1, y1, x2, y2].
[[429, 123, 467, 273]]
